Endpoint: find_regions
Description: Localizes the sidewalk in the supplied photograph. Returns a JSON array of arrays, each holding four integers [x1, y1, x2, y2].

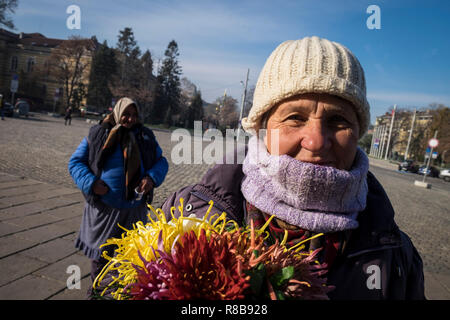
[[368, 156, 399, 171], [0, 172, 89, 300]]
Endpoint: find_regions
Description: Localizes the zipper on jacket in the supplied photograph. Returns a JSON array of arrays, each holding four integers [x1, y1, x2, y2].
[[190, 190, 229, 216]]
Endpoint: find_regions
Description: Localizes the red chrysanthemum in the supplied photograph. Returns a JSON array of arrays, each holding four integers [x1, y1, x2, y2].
[[160, 230, 250, 299], [128, 229, 251, 300]]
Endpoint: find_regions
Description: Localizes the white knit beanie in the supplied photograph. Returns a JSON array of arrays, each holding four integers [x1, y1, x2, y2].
[[241, 36, 370, 138]]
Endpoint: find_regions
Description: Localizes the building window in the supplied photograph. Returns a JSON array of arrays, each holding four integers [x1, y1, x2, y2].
[[26, 57, 35, 73], [10, 56, 18, 71]]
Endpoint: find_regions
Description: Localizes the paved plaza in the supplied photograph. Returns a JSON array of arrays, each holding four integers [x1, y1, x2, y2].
[[0, 113, 448, 299]]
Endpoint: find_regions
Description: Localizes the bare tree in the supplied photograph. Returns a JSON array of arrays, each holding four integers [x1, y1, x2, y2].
[[214, 95, 239, 131], [50, 36, 95, 112], [402, 105, 449, 163], [108, 49, 156, 123], [428, 104, 450, 165], [0, 0, 18, 29]]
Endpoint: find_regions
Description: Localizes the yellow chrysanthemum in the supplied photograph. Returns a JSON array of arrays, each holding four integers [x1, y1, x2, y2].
[[93, 198, 240, 299]]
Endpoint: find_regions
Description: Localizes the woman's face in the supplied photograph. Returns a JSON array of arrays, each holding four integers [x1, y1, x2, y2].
[[265, 93, 360, 171], [120, 104, 138, 129]]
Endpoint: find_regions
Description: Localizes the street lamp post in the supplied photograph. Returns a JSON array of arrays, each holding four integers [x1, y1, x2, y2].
[[404, 109, 416, 160], [237, 69, 249, 142], [384, 105, 396, 160]]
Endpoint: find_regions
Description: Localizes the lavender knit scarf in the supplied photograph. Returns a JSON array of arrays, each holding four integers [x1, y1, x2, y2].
[[241, 136, 369, 233]]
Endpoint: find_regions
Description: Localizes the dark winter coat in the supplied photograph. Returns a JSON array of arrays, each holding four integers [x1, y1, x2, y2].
[[161, 160, 425, 300]]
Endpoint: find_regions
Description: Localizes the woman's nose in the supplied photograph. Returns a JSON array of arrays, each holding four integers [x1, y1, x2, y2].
[[300, 120, 331, 152]]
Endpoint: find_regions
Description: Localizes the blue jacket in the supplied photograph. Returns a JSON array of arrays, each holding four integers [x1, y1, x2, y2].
[[69, 133, 168, 209]]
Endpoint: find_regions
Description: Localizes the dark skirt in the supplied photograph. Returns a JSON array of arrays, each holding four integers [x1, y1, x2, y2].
[[75, 201, 148, 260]]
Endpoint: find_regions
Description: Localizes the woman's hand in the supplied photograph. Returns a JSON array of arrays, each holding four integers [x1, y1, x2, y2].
[[92, 179, 109, 195], [138, 176, 154, 194]]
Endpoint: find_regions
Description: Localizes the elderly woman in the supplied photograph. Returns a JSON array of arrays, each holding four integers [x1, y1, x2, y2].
[[162, 37, 424, 299], [69, 97, 168, 296]]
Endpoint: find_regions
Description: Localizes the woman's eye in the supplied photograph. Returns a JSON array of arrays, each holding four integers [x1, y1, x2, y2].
[[285, 115, 305, 122], [329, 115, 351, 127]]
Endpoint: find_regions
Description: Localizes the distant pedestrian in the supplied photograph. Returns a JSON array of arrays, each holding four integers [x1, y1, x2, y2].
[[64, 106, 72, 125], [0, 94, 5, 120]]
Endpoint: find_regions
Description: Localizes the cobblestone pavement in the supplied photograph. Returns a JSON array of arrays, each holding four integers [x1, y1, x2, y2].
[[0, 113, 448, 299], [369, 165, 450, 299], [0, 113, 214, 208]]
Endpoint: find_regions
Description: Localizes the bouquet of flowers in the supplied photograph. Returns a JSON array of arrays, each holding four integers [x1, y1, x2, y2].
[[93, 199, 334, 300]]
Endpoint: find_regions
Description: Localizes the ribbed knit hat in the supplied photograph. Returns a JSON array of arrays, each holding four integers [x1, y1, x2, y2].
[[241, 36, 370, 138]]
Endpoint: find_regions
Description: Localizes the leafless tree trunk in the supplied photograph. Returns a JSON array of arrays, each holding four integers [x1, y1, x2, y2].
[[50, 36, 94, 112]]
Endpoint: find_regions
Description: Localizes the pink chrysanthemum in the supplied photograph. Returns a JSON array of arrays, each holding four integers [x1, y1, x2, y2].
[[125, 251, 172, 300]]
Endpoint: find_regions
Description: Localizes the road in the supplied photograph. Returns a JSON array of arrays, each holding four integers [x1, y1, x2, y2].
[[0, 112, 448, 299], [369, 166, 449, 276]]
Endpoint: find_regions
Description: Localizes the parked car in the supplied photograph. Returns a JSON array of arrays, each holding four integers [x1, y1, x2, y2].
[[2, 102, 14, 117], [398, 160, 418, 173], [14, 100, 30, 117], [80, 105, 101, 117], [101, 107, 113, 117], [439, 169, 450, 182], [417, 165, 440, 178]]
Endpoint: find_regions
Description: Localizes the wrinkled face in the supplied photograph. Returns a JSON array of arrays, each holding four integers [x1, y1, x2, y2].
[[120, 104, 138, 129], [265, 93, 360, 171]]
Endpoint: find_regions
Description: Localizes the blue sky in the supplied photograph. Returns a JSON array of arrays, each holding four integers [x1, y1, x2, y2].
[[8, 0, 450, 124]]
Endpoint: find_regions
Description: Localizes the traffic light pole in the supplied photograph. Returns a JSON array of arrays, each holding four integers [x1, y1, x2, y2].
[[404, 109, 416, 160], [422, 130, 438, 183]]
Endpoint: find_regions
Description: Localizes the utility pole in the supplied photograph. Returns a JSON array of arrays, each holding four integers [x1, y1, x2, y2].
[[374, 125, 382, 157], [404, 108, 416, 160], [376, 125, 383, 157], [369, 126, 376, 156], [384, 105, 397, 160], [237, 68, 249, 141], [414, 130, 438, 189], [372, 125, 381, 157], [376, 126, 382, 158], [373, 125, 379, 157], [222, 89, 227, 108], [379, 125, 387, 159]]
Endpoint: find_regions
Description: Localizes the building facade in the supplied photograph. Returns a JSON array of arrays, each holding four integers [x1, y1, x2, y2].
[[0, 28, 95, 112], [370, 109, 433, 160]]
